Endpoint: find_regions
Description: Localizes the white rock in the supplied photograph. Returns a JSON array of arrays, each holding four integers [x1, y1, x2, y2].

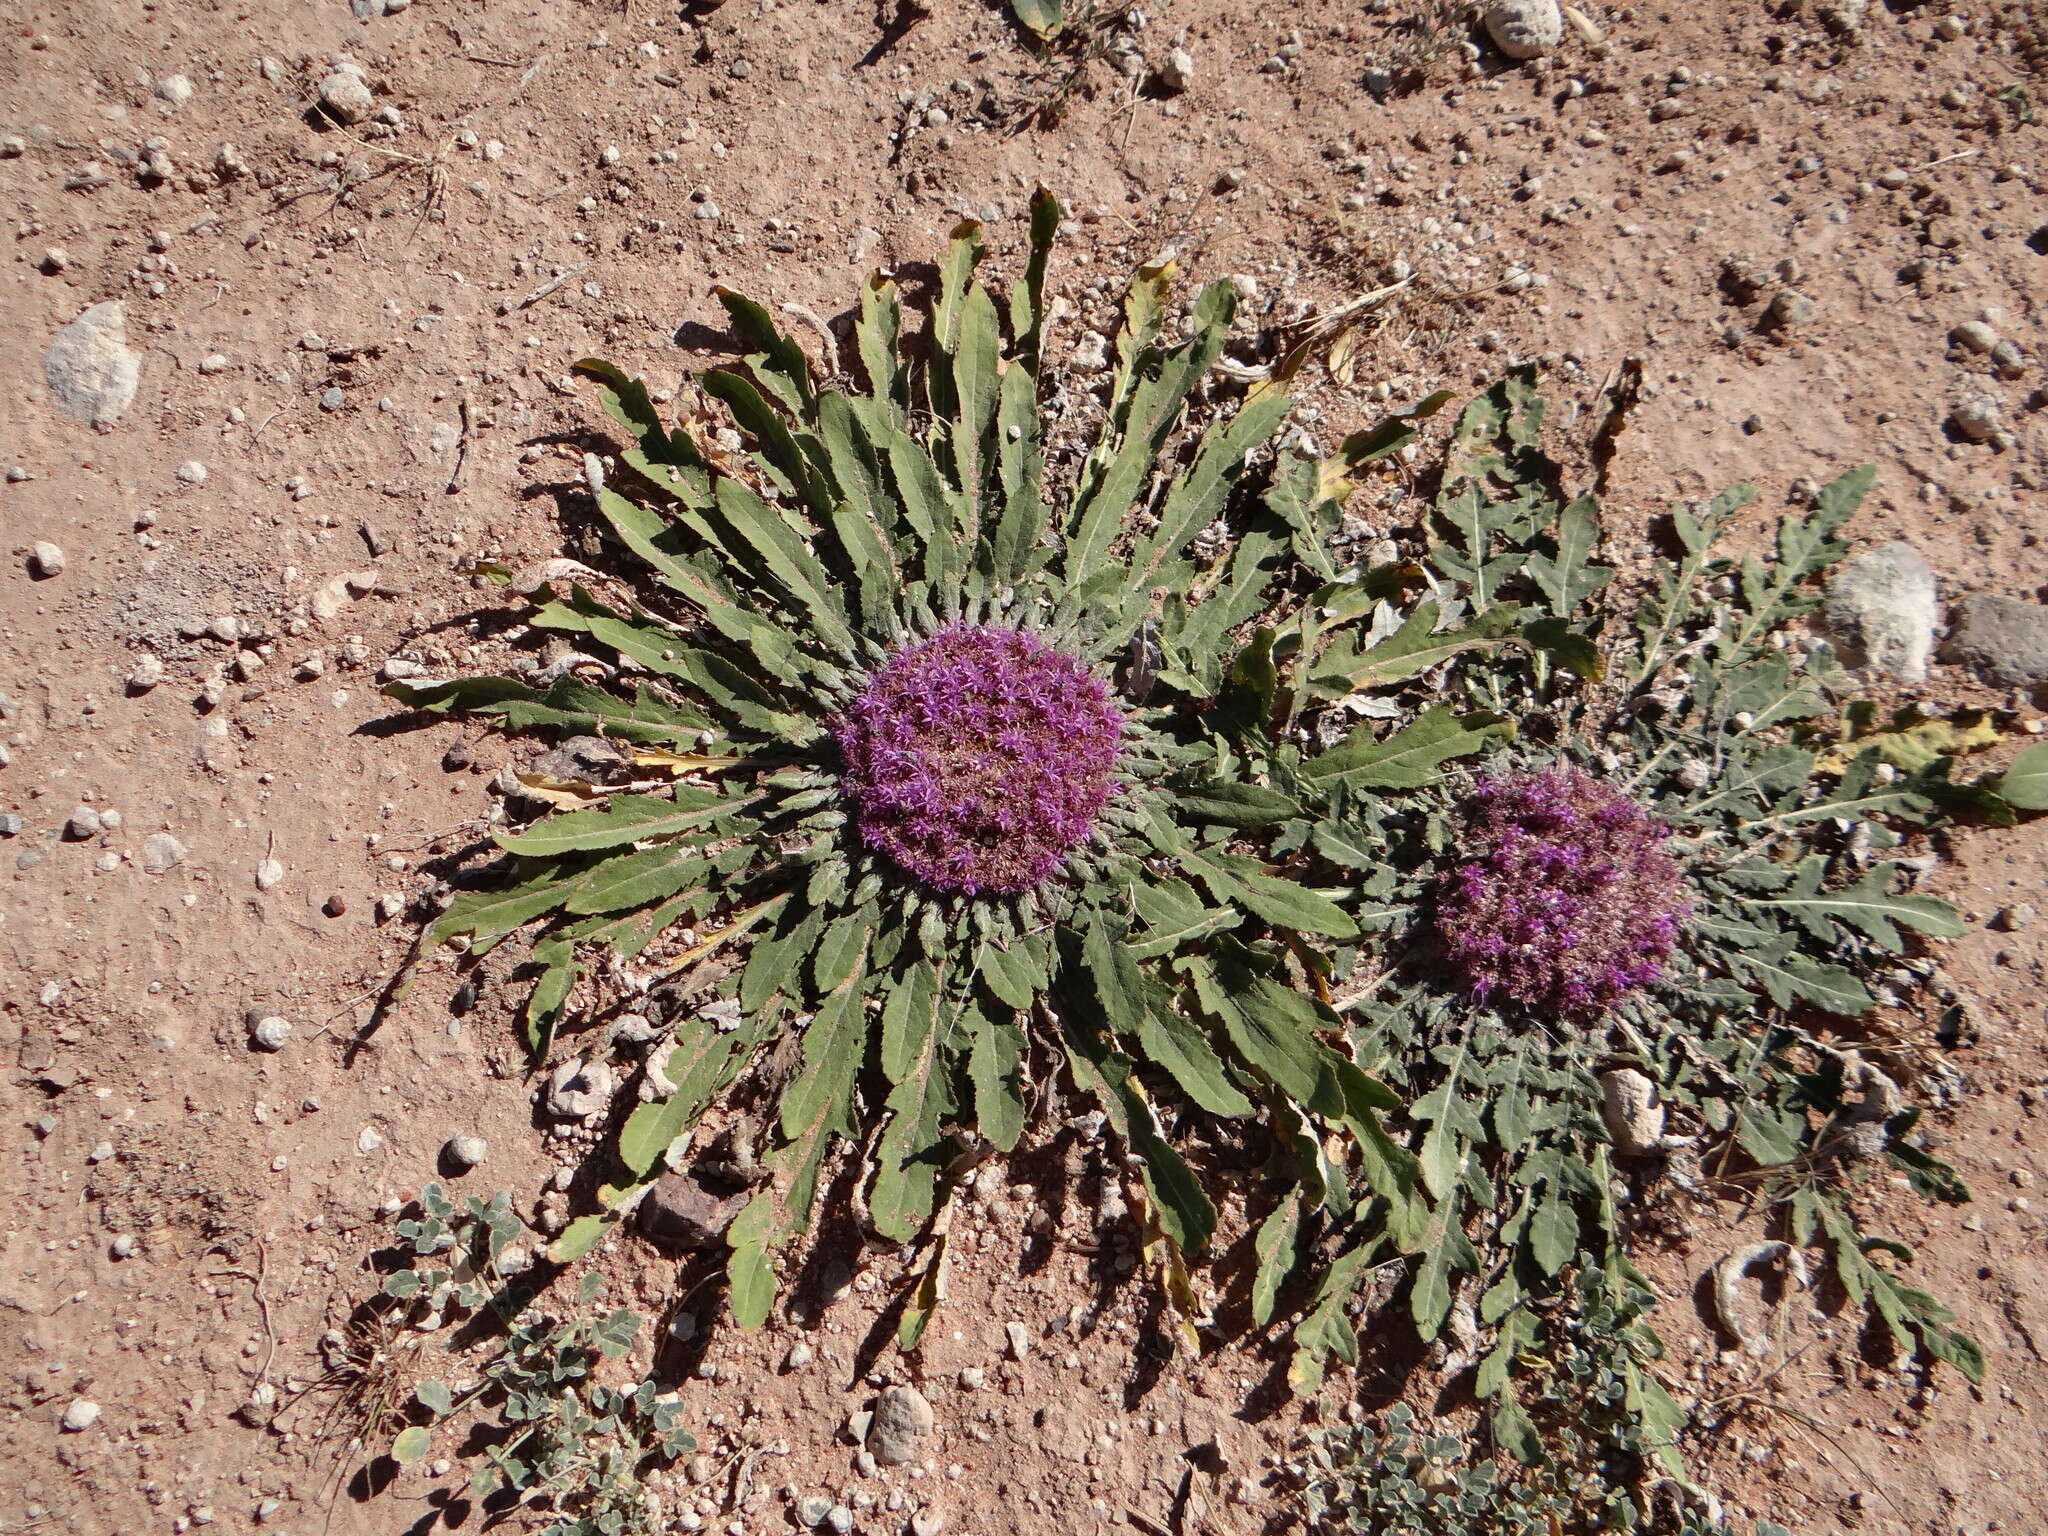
[[317, 70, 376, 124], [1824, 542, 1937, 683], [155, 74, 195, 105], [251, 1015, 292, 1051], [30, 541, 65, 577], [255, 858, 285, 891], [444, 1133, 488, 1171], [1071, 332, 1110, 372], [45, 303, 141, 431], [175, 460, 209, 483], [66, 805, 103, 839], [1484, 0, 1563, 58], [60, 1400, 101, 1432], [127, 653, 165, 691], [1158, 46, 1194, 93]]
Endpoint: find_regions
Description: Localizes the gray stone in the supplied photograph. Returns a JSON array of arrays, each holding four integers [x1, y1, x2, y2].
[[1951, 320, 1998, 355], [140, 834, 185, 873], [1951, 395, 2002, 443], [127, 654, 165, 692], [1824, 542, 1937, 682], [544, 1057, 615, 1120], [45, 303, 140, 430], [29, 542, 65, 577], [796, 1496, 833, 1528], [155, 74, 195, 105], [638, 1170, 741, 1249], [1942, 595, 2048, 689], [443, 1133, 488, 1171], [65, 805, 103, 840], [868, 1385, 934, 1466], [317, 70, 376, 124], [1157, 46, 1194, 93], [1767, 289, 1814, 328], [1484, 0, 1562, 59], [826, 1507, 854, 1536]]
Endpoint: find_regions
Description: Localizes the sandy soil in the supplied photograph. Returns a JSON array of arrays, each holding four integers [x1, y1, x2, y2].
[[3, 2, 2045, 1534]]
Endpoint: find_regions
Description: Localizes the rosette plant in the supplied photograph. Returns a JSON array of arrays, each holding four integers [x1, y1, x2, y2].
[[388, 194, 1496, 1336], [1251, 371, 1997, 1463]]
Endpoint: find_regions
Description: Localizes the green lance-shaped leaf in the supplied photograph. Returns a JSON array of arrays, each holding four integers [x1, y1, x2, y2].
[[1300, 705, 1513, 791], [855, 274, 909, 423], [1009, 185, 1061, 373], [1287, 1242, 1378, 1396], [707, 476, 856, 654], [1080, 916, 1252, 1119], [524, 941, 579, 1059], [1522, 495, 1614, 617], [494, 787, 742, 857], [1996, 742, 2048, 810], [1064, 277, 1236, 589], [1170, 779, 1299, 828], [939, 282, 1003, 536], [1250, 1193, 1304, 1328], [1314, 601, 1524, 694], [967, 1003, 1027, 1153], [871, 1008, 962, 1242], [1743, 860, 1964, 948], [563, 848, 710, 916], [712, 285, 816, 418], [427, 862, 589, 950], [1127, 875, 1242, 959], [880, 957, 944, 1084], [1525, 1179, 1580, 1278], [1126, 391, 1293, 590], [1063, 1011, 1217, 1255], [1009, 0, 1063, 37], [699, 367, 830, 512], [813, 391, 905, 625], [617, 1004, 782, 1177]]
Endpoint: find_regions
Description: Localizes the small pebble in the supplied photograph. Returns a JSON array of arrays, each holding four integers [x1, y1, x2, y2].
[[127, 653, 165, 691], [65, 805, 103, 840], [443, 1133, 488, 1171], [255, 858, 284, 891], [175, 460, 209, 484], [29, 541, 65, 577]]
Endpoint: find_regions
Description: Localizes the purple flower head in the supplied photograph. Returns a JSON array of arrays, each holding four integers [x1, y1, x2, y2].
[[833, 625, 1124, 896], [1435, 766, 1690, 1016]]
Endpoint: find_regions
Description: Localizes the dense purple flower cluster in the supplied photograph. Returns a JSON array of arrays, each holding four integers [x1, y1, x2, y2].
[[833, 625, 1124, 896], [1435, 766, 1689, 1015]]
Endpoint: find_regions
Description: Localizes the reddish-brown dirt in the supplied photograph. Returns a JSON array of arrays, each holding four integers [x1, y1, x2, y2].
[[3, 3, 2043, 1535]]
